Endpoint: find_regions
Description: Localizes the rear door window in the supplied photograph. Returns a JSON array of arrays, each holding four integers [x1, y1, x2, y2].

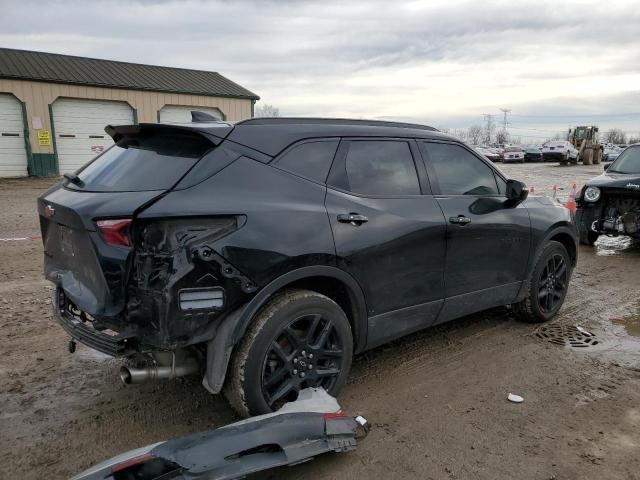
[[421, 142, 501, 195], [342, 140, 420, 196], [72, 133, 213, 192], [274, 139, 338, 183]]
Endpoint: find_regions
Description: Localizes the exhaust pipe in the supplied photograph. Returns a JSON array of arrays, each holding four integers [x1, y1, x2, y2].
[[120, 351, 199, 385]]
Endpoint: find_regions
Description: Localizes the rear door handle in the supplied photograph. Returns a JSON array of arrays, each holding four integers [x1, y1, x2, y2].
[[338, 213, 369, 226], [449, 215, 471, 225]]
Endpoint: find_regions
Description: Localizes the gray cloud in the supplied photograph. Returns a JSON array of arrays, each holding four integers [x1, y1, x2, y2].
[[1, 0, 639, 131]]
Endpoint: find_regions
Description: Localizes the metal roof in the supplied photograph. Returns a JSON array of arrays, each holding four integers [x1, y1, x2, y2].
[[0, 48, 259, 100]]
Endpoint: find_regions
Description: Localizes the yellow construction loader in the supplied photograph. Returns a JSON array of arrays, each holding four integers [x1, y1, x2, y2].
[[569, 126, 603, 165]]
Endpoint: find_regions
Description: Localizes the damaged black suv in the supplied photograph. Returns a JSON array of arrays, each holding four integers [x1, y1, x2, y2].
[[39, 116, 577, 416], [576, 144, 640, 245]]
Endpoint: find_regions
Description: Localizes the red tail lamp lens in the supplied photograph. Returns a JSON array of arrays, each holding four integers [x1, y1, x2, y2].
[[96, 219, 132, 247]]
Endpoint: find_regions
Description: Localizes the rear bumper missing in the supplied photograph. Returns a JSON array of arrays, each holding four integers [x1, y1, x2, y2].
[[53, 288, 135, 356]]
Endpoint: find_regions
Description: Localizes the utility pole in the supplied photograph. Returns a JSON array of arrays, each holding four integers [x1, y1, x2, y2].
[[500, 108, 511, 131], [483, 114, 495, 144], [499, 108, 511, 143]]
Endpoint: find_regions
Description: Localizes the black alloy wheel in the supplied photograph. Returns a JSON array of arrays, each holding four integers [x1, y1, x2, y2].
[[537, 253, 568, 313], [262, 313, 345, 409], [512, 240, 572, 323], [225, 289, 353, 417]]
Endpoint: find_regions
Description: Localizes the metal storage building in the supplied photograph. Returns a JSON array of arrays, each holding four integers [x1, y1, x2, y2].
[[0, 48, 259, 176]]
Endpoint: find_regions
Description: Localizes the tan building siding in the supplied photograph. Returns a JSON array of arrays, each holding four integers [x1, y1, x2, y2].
[[0, 78, 253, 157]]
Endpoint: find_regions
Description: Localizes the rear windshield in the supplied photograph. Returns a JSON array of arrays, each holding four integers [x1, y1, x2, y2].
[[71, 133, 212, 191]]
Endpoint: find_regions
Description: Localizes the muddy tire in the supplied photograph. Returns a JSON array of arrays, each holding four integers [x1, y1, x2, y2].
[[593, 148, 602, 165], [512, 241, 571, 323], [224, 289, 353, 417], [582, 149, 593, 165]]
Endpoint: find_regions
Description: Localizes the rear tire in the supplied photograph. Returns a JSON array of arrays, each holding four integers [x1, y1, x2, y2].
[[512, 241, 571, 323], [582, 149, 593, 165], [224, 289, 353, 417]]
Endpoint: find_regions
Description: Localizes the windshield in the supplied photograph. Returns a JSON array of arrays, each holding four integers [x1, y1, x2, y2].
[[575, 128, 587, 140], [609, 146, 640, 174], [72, 133, 213, 191]]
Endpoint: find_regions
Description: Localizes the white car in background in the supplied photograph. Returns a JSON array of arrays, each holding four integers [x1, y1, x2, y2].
[[604, 145, 623, 162], [542, 141, 579, 164], [500, 146, 525, 163]]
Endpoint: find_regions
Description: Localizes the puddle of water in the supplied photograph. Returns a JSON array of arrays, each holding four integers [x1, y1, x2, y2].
[[611, 314, 640, 337], [595, 235, 640, 256]]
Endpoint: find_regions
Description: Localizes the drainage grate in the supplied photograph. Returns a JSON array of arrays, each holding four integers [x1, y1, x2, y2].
[[535, 325, 600, 348]]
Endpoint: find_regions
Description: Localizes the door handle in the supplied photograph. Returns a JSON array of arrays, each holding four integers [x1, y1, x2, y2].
[[338, 213, 369, 226], [449, 215, 471, 225]]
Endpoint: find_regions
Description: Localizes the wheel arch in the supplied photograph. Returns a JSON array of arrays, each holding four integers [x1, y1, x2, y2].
[[202, 266, 367, 394]]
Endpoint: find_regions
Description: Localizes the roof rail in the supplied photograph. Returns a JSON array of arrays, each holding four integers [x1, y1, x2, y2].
[[236, 117, 438, 132]]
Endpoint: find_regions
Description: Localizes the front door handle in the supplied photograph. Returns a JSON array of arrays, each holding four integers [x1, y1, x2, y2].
[[449, 215, 471, 225], [338, 213, 369, 226]]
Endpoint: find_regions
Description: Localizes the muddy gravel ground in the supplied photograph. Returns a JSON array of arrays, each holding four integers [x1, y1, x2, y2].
[[1, 163, 640, 480]]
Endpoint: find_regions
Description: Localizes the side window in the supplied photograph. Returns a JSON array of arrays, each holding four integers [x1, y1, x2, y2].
[[344, 140, 420, 196], [422, 142, 500, 195], [274, 140, 339, 183]]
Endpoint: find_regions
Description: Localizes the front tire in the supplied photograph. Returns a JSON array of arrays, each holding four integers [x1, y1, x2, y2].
[[512, 241, 571, 323], [224, 289, 353, 417]]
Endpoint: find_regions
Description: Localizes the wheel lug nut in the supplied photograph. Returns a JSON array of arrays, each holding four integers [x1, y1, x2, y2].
[[308, 364, 313, 370], [293, 358, 298, 364], [301, 350, 306, 356], [293, 369, 298, 375], [300, 372, 306, 378], [309, 353, 313, 359]]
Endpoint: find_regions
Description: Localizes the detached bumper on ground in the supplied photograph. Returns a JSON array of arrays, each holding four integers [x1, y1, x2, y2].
[[71, 388, 368, 480]]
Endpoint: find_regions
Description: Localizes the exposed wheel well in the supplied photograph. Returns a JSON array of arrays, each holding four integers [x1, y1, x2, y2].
[[275, 276, 364, 351], [550, 232, 577, 267]]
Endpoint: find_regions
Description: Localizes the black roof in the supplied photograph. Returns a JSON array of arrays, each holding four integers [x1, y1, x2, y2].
[[227, 117, 445, 156], [0, 47, 259, 100]]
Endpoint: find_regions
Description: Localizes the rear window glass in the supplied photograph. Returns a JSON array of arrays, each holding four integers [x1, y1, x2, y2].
[[73, 133, 212, 191], [274, 140, 338, 183]]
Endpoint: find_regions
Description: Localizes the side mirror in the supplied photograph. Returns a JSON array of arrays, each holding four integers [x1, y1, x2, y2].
[[505, 179, 528, 205], [603, 163, 609, 171]]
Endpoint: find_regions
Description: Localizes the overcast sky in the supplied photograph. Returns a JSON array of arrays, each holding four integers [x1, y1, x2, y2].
[[2, 0, 640, 140]]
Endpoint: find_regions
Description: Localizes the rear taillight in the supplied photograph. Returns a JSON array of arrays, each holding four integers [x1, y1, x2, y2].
[[111, 454, 155, 473], [96, 218, 132, 247]]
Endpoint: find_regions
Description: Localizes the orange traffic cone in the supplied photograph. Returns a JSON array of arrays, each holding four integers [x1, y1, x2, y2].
[[565, 184, 577, 213]]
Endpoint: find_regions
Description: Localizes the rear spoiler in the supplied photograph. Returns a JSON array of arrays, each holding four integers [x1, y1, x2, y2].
[[105, 122, 234, 146]]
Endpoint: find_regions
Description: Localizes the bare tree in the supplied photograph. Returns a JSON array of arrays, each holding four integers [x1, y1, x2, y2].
[[451, 128, 468, 141], [604, 128, 626, 144], [467, 125, 484, 144], [627, 135, 640, 144], [550, 132, 565, 141], [495, 130, 509, 144], [254, 104, 280, 118]]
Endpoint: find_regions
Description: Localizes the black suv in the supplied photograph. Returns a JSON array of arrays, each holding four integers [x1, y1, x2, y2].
[[39, 117, 577, 416], [576, 144, 640, 245]]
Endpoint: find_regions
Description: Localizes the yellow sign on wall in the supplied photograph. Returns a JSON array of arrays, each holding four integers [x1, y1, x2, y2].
[[37, 130, 51, 146]]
